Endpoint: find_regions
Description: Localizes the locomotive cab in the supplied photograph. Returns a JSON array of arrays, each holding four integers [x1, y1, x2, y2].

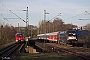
[[15, 33, 25, 43]]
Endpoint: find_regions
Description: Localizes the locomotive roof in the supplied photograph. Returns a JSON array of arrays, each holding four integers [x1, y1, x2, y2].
[[16, 33, 23, 34]]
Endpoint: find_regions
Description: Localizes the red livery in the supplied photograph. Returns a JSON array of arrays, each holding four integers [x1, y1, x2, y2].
[[37, 30, 78, 44], [15, 33, 25, 42], [48, 32, 58, 41]]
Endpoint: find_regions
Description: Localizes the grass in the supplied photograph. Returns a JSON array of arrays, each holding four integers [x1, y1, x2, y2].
[[18, 53, 80, 60]]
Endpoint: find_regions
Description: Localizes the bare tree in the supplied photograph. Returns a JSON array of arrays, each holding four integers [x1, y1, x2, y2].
[[37, 17, 77, 33], [84, 23, 90, 46], [0, 24, 17, 46], [84, 23, 90, 31], [53, 18, 64, 31]]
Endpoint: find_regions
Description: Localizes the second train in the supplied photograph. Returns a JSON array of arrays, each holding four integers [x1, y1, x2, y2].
[[37, 30, 78, 44]]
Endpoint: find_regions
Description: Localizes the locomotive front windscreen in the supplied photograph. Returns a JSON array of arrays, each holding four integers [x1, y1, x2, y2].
[[67, 31, 76, 36], [18, 34, 23, 37]]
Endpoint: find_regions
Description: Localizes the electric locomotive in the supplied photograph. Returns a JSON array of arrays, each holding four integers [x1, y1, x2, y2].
[[59, 30, 77, 43]]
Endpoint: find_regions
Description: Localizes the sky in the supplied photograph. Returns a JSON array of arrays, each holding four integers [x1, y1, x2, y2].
[[0, 0, 90, 27]]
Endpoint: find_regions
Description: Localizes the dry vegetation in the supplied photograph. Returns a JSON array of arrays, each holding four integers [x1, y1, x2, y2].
[[37, 18, 77, 34], [0, 24, 17, 46]]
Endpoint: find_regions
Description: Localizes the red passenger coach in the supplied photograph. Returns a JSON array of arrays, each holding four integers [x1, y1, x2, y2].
[[48, 32, 58, 41], [15, 33, 25, 42], [37, 32, 59, 42]]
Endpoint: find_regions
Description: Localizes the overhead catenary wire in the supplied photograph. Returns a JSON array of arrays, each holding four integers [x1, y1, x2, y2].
[[0, 1, 26, 23], [0, 14, 15, 26], [9, 10, 26, 23], [0, 1, 9, 11], [78, 11, 90, 21], [63, 13, 85, 20]]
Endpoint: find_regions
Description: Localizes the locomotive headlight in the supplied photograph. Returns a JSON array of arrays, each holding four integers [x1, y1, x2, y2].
[[67, 37, 76, 40], [73, 33, 76, 35]]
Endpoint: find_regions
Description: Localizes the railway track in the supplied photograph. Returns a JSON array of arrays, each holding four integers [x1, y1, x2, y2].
[[48, 43, 90, 60], [0, 42, 25, 60], [35, 41, 90, 60]]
